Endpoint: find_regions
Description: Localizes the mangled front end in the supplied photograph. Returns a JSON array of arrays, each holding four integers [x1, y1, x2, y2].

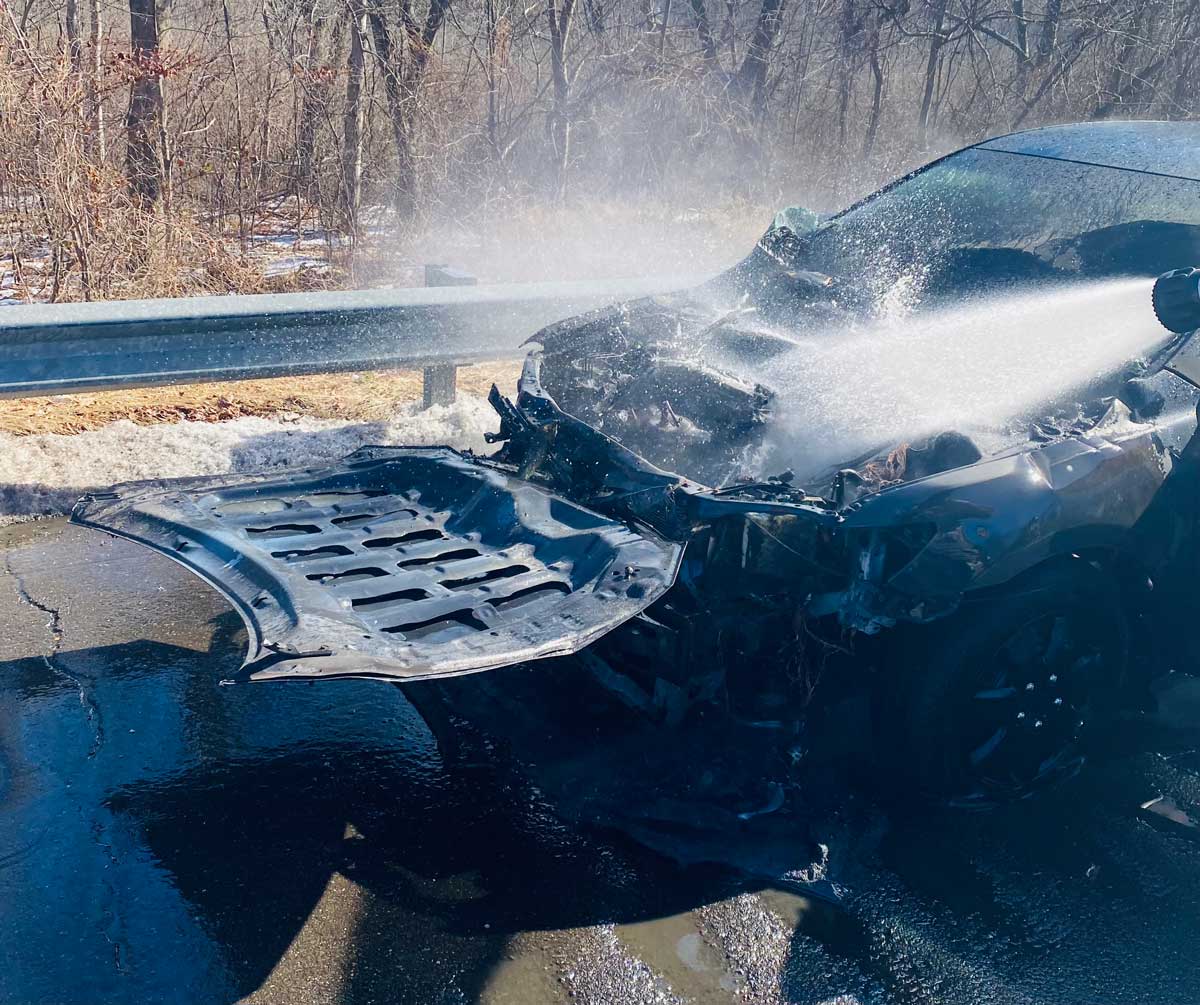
[[67, 352, 848, 694], [70, 279, 1192, 694], [826, 404, 1178, 632], [519, 277, 1194, 642]]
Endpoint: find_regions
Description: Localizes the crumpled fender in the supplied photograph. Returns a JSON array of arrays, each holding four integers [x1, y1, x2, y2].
[[840, 409, 1174, 617]]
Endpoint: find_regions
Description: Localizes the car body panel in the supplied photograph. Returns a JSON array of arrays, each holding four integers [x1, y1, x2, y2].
[[977, 121, 1200, 181], [72, 446, 683, 683], [834, 401, 1190, 627]]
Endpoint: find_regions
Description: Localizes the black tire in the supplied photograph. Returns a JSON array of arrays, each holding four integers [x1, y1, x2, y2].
[[875, 559, 1127, 807]]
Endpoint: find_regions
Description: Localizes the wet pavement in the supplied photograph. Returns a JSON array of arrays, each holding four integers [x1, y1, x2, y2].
[[5, 518, 1200, 1004]]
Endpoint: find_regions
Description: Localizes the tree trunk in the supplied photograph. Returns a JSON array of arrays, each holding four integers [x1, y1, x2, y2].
[[835, 0, 859, 145], [1011, 0, 1030, 92], [689, 0, 719, 67], [583, 0, 605, 33], [65, 0, 82, 72], [547, 0, 577, 200], [485, 0, 500, 159], [340, 1, 367, 233], [1036, 0, 1061, 63], [296, 11, 327, 191], [65, 0, 86, 169], [257, 5, 274, 191], [367, 0, 451, 229], [368, 5, 416, 225], [917, 0, 949, 147], [735, 0, 787, 118], [658, 0, 673, 63], [406, 0, 452, 77], [862, 32, 884, 157], [1011, 0, 1027, 60], [126, 0, 163, 205], [221, 0, 247, 240]]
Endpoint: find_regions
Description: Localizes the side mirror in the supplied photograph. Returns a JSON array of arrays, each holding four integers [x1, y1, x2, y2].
[[758, 206, 823, 266], [769, 206, 822, 237]]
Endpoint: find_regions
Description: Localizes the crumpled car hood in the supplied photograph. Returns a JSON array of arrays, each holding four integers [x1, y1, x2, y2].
[[72, 446, 683, 683]]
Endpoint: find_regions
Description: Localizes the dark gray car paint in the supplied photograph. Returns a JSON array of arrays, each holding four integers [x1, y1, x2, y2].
[[73, 446, 683, 683]]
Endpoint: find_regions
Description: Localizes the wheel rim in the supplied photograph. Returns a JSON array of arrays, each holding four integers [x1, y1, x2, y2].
[[952, 611, 1105, 803]]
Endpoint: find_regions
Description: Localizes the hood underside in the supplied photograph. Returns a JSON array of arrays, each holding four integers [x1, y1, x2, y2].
[[72, 446, 683, 683]]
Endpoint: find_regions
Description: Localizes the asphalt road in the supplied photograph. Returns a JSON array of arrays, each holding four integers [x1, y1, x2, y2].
[[5, 518, 1200, 1005]]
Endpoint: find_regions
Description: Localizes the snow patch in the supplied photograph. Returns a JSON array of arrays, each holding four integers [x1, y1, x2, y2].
[[260, 255, 331, 279], [0, 395, 500, 524]]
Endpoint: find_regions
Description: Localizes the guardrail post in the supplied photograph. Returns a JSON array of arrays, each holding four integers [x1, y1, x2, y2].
[[421, 365, 459, 409], [422, 264, 478, 406]]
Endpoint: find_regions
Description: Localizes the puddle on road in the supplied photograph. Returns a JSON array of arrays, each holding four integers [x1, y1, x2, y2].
[[616, 911, 740, 1003]]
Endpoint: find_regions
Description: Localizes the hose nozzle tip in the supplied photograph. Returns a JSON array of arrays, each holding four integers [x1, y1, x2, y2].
[[1153, 268, 1200, 334]]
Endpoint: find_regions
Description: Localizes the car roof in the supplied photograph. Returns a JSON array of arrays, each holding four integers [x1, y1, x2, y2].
[[977, 121, 1200, 182]]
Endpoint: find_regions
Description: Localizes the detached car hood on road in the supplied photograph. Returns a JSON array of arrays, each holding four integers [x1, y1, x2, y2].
[[74, 444, 684, 683]]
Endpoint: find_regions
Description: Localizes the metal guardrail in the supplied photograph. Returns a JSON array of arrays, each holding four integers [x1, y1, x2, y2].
[[0, 275, 697, 406]]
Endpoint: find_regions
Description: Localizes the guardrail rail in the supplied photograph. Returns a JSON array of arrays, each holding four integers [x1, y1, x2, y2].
[[0, 274, 696, 406]]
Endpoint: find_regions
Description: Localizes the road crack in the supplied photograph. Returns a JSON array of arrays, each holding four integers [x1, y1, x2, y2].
[[4, 554, 104, 756], [3, 554, 129, 975]]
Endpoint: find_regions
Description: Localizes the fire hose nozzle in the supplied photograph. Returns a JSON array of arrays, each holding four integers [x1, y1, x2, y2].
[[1152, 267, 1200, 334]]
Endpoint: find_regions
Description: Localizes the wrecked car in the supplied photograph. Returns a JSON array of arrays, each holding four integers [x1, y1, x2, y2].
[[73, 121, 1200, 806]]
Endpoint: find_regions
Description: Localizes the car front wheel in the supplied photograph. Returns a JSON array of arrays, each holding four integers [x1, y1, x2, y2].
[[877, 560, 1127, 807]]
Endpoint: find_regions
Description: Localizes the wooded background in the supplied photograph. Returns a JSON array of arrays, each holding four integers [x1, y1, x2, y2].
[[2, 0, 1197, 300]]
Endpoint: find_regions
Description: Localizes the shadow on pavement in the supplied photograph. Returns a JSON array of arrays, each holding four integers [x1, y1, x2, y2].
[[101, 650, 811, 1004], [8, 600, 1200, 1003]]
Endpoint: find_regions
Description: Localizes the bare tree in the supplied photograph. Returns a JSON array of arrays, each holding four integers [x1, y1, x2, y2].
[[735, 0, 787, 117], [917, 0, 949, 147], [221, 0, 248, 238], [689, 0, 719, 67], [547, 0, 577, 199], [65, 0, 82, 71], [4, 0, 1200, 303], [86, 0, 104, 159], [366, 0, 453, 227], [295, 5, 339, 193], [340, 0, 368, 232], [126, 0, 164, 204]]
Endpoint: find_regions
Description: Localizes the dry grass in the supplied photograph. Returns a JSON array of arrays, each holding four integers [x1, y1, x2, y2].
[[0, 361, 522, 435]]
